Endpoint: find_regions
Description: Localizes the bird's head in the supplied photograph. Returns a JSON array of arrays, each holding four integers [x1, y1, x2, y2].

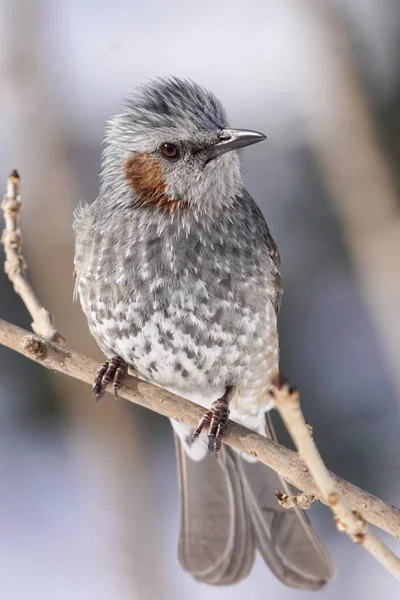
[[101, 77, 265, 216]]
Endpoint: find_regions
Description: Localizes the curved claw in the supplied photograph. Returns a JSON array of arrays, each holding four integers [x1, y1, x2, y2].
[[192, 398, 230, 457], [92, 356, 128, 402]]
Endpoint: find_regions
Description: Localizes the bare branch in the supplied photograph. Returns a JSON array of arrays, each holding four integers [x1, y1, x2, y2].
[[2, 171, 400, 580], [1, 171, 65, 344], [271, 378, 400, 579], [1, 318, 400, 543]]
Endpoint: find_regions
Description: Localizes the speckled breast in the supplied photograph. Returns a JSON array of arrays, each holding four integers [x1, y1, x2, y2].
[[75, 200, 279, 401]]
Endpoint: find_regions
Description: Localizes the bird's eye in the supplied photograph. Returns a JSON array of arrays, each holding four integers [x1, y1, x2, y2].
[[160, 143, 179, 160]]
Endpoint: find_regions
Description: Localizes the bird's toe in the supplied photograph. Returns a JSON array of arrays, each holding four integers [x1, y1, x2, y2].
[[92, 356, 128, 402]]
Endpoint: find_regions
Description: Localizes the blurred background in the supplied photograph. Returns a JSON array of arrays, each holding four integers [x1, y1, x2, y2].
[[1, 0, 400, 598]]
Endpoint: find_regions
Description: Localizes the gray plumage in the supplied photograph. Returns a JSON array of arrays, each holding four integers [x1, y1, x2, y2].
[[74, 76, 334, 589]]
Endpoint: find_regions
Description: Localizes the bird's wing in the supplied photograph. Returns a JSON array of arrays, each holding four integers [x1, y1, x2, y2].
[[72, 200, 96, 300], [174, 431, 255, 585], [233, 413, 335, 589], [235, 189, 283, 316], [261, 214, 283, 314]]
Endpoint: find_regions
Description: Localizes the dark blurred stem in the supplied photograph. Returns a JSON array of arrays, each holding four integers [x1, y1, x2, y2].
[[299, 1, 400, 405]]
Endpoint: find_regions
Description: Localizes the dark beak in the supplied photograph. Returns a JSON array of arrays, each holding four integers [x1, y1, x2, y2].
[[207, 128, 266, 161]]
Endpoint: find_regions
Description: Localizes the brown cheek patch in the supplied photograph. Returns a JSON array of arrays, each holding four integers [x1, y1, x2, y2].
[[123, 153, 184, 213]]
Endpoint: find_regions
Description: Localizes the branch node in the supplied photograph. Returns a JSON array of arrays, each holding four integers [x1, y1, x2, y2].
[[20, 335, 48, 360], [334, 516, 347, 532], [275, 489, 316, 510], [350, 510, 367, 544], [327, 492, 339, 506], [31, 308, 66, 344], [270, 375, 299, 406]]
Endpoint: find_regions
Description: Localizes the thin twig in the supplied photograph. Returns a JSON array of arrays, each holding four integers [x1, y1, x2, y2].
[[0, 318, 400, 541], [1, 170, 65, 344], [271, 377, 400, 580]]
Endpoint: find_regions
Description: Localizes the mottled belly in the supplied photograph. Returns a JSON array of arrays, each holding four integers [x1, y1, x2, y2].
[[82, 293, 278, 406]]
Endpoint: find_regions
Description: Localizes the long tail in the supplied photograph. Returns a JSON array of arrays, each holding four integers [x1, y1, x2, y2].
[[174, 415, 335, 589]]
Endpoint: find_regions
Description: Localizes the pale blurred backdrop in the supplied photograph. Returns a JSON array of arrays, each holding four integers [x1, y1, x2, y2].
[[1, 1, 400, 599]]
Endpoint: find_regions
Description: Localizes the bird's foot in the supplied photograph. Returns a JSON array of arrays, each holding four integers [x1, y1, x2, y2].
[[92, 355, 128, 402], [192, 397, 230, 456]]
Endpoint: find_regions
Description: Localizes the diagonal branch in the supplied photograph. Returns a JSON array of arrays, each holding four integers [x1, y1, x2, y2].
[[1, 317, 400, 541], [2, 170, 400, 580]]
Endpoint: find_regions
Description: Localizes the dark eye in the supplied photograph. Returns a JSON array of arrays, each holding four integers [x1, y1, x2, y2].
[[160, 143, 179, 160]]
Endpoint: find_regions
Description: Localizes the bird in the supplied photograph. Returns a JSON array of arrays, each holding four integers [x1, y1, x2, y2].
[[73, 77, 334, 589]]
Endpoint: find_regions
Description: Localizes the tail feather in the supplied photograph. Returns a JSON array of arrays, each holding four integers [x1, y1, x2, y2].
[[174, 417, 335, 588], [174, 432, 255, 585], [235, 450, 335, 588], [204, 449, 255, 585]]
